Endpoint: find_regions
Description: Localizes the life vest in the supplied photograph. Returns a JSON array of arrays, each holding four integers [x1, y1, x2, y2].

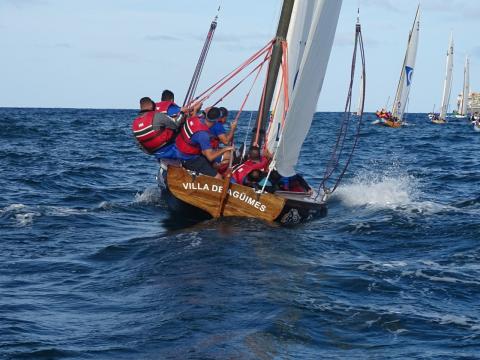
[[175, 116, 210, 155], [132, 111, 175, 154], [232, 158, 269, 185], [155, 101, 175, 113], [210, 135, 220, 149]]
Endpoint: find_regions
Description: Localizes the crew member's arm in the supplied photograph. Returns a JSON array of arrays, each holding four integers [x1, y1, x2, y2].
[[218, 119, 238, 145], [202, 146, 234, 162], [193, 130, 234, 162]]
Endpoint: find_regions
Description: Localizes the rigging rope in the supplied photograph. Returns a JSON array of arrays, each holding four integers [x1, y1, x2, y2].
[[317, 17, 366, 199], [186, 40, 274, 109]]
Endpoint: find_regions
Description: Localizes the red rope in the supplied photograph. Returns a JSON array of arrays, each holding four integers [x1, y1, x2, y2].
[[212, 52, 271, 107], [186, 39, 274, 109]]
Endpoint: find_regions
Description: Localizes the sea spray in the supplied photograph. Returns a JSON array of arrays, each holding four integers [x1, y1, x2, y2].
[[334, 169, 419, 208], [133, 186, 162, 205]]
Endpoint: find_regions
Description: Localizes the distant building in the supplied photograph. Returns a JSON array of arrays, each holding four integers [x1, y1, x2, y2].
[[470, 92, 480, 114], [456, 92, 480, 114]]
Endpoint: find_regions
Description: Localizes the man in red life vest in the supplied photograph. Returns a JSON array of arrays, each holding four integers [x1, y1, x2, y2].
[[132, 97, 179, 158], [174, 104, 234, 179], [231, 147, 269, 186], [155, 89, 182, 118]]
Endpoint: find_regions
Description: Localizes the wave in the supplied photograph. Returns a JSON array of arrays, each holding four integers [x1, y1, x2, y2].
[[334, 169, 419, 208], [133, 186, 162, 205], [332, 168, 473, 216], [0, 187, 163, 227]]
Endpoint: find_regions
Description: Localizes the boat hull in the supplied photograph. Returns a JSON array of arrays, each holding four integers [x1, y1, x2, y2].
[[374, 118, 402, 128], [158, 164, 327, 226], [431, 119, 447, 124]]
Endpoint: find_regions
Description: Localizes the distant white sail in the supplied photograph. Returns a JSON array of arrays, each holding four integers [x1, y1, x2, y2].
[[266, 0, 315, 154], [439, 34, 454, 120], [392, 6, 420, 121], [460, 56, 470, 116], [275, 0, 343, 177]]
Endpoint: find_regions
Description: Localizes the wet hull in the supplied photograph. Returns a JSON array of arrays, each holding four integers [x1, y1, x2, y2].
[[373, 117, 402, 128], [158, 165, 327, 226]]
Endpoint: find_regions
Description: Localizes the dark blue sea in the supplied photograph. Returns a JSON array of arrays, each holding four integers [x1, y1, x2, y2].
[[1, 108, 479, 359]]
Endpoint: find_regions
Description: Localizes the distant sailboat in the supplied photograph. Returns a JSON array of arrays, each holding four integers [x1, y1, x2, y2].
[[432, 34, 453, 124], [375, 5, 420, 128], [456, 56, 470, 118], [427, 104, 436, 120]]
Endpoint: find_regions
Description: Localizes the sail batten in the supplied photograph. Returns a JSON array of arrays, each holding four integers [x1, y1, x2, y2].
[[274, 0, 343, 177]]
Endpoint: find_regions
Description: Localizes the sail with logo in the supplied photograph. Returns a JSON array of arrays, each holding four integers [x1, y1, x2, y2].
[[374, 5, 420, 128], [158, 0, 366, 225]]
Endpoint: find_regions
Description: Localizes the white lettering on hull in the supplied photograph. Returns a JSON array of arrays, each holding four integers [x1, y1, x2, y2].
[[181, 182, 267, 212]]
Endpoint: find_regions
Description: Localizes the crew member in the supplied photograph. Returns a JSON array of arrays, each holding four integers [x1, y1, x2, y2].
[[231, 147, 269, 186], [156, 89, 182, 117], [132, 97, 179, 158], [175, 105, 233, 179]]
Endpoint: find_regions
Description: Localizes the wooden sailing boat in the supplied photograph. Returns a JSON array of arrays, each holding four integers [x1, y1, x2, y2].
[[158, 0, 363, 225], [375, 5, 420, 128], [432, 34, 453, 124], [456, 56, 470, 118]]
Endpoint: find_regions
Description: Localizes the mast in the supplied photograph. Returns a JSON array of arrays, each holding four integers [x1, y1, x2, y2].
[[251, 0, 294, 149], [461, 56, 470, 115], [183, 8, 219, 107], [439, 34, 454, 120]]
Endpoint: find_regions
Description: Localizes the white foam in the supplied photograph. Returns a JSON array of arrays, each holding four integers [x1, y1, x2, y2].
[[133, 186, 162, 205], [15, 213, 36, 226], [1, 203, 27, 213], [334, 168, 457, 215], [335, 171, 417, 208], [45, 206, 88, 216]]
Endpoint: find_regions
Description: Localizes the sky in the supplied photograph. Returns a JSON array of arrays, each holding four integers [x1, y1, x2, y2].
[[0, 0, 479, 112]]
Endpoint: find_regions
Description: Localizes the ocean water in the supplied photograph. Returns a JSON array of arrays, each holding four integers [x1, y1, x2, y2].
[[1, 108, 479, 359]]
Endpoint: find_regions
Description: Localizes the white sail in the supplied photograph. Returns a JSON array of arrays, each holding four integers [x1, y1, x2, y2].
[[460, 56, 470, 116], [275, 0, 343, 177], [392, 6, 420, 121], [356, 73, 364, 116], [266, 0, 315, 154], [439, 34, 454, 120]]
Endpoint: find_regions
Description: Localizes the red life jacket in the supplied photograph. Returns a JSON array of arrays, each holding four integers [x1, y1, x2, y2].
[[132, 111, 175, 154], [210, 136, 220, 149], [232, 157, 269, 185], [155, 101, 175, 113], [175, 116, 210, 155]]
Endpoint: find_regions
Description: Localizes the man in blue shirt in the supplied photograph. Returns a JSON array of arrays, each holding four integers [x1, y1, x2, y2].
[[208, 107, 238, 169], [210, 107, 237, 146], [175, 106, 233, 179]]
